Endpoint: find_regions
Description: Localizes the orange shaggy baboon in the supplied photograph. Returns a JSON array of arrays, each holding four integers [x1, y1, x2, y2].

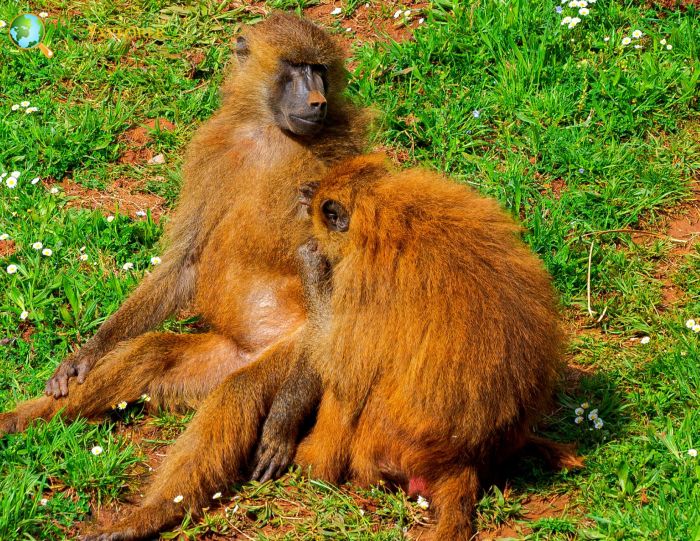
[[253, 154, 582, 539]]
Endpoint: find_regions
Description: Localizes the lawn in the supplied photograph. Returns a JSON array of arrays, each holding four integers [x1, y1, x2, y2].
[[0, 0, 698, 539]]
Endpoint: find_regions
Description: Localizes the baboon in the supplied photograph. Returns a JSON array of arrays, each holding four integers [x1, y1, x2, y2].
[[0, 12, 369, 430], [252, 154, 582, 539]]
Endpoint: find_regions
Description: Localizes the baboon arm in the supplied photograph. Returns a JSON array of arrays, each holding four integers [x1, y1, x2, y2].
[[252, 354, 323, 482], [45, 256, 196, 398]]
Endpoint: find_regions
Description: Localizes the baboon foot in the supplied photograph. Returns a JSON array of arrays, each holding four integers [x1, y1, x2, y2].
[[0, 411, 18, 437]]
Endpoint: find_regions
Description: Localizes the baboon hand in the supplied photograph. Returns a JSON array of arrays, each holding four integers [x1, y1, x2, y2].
[[251, 426, 296, 483], [44, 353, 95, 398]]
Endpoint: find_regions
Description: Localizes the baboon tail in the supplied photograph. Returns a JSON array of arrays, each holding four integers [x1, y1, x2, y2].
[[525, 434, 585, 470]]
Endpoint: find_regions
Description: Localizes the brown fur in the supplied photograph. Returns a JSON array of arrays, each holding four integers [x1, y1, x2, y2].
[[289, 154, 579, 539], [0, 13, 370, 540]]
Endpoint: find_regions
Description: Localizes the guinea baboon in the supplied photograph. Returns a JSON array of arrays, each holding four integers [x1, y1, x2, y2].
[[253, 154, 582, 539], [0, 12, 369, 433]]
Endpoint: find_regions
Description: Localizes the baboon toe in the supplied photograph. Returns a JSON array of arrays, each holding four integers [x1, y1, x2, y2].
[[0, 412, 18, 437]]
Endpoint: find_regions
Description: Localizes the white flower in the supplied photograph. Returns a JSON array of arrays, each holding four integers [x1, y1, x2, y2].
[[10, 171, 20, 178], [6, 177, 17, 188], [31, 177, 40, 185], [568, 17, 581, 28], [588, 409, 599, 420], [40, 498, 48, 506], [567, 0, 577, 6], [122, 262, 134, 271], [561, 16, 572, 25], [330, 7, 342, 15], [106, 215, 115, 222], [345, 27, 352, 32], [25, 107, 39, 114], [418, 18, 425, 24], [116, 401, 128, 410], [575, 416, 584, 424], [472, 109, 480, 118], [416, 495, 430, 510], [49, 186, 59, 194], [150, 256, 162, 266], [393, 9, 402, 18], [0, 233, 8, 241], [140, 393, 151, 402], [0, 173, 5, 179], [212, 492, 222, 499], [688, 449, 698, 457], [640, 336, 650, 344], [581, 402, 589, 409], [579, 7, 589, 15], [135, 210, 146, 217], [6, 264, 18, 274], [0, 20, 6, 28], [11, 104, 20, 111], [80, 253, 89, 261], [91, 445, 103, 455], [692, 324, 700, 333], [42, 248, 53, 257], [634, 44, 643, 49], [20, 310, 29, 320], [173, 495, 184, 503], [660, 39, 667, 45], [577, 0, 587, 6], [593, 418, 604, 429], [404, 9, 411, 16], [666, 44, 672, 50], [575, 407, 584, 415], [604, 36, 610, 42], [20, 101, 30, 107], [32, 241, 43, 250], [632, 30, 643, 39], [622, 37, 632, 45], [39, 12, 48, 18]]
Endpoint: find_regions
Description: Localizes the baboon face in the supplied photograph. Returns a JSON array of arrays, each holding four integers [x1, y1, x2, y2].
[[272, 61, 329, 136]]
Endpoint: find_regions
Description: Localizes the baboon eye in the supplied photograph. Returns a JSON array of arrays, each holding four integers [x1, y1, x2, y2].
[[321, 200, 349, 232]]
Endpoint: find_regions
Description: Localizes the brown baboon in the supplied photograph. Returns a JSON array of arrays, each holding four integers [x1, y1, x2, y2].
[[252, 154, 582, 539], [0, 12, 369, 429]]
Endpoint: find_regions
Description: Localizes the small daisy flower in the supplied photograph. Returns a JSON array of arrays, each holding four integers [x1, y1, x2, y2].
[[688, 449, 698, 457], [212, 492, 222, 500], [20, 310, 29, 320], [660, 39, 667, 45], [568, 17, 581, 28], [0, 233, 9, 241], [20, 101, 30, 108], [416, 495, 430, 510], [11, 104, 20, 111], [632, 30, 642, 39], [666, 44, 672, 50], [7, 264, 18, 274], [91, 445, 103, 456], [123, 262, 134, 271], [32, 241, 43, 250], [472, 109, 481, 118], [640, 336, 650, 344], [418, 18, 425, 24], [577, 0, 587, 6], [49, 186, 59, 194], [622, 37, 632, 45], [345, 27, 352, 32], [575, 407, 584, 415], [106, 215, 115, 222], [593, 418, 604, 429], [634, 44, 643, 49], [578, 7, 589, 15], [31, 177, 40, 185], [39, 11, 48, 18], [561, 16, 572, 25], [42, 248, 53, 257], [80, 253, 89, 261], [135, 210, 146, 217], [588, 409, 599, 421], [581, 402, 589, 409], [40, 498, 48, 506], [0, 20, 6, 28], [150, 256, 162, 266], [567, 0, 577, 6], [604, 36, 610, 42], [140, 393, 151, 402], [6, 177, 18, 188], [173, 495, 184, 503], [692, 324, 700, 333], [404, 10, 411, 16], [0, 173, 5, 180], [330, 7, 342, 15], [25, 107, 39, 114], [575, 416, 584, 424], [393, 9, 402, 18], [116, 401, 128, 410]]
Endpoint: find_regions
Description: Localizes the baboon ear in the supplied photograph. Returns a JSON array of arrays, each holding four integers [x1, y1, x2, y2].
[[235, 36, 249, 62], [321, 200, 350, 232]]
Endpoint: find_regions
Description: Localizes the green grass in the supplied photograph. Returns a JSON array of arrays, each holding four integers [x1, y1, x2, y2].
[[1, 0, 699, 539]]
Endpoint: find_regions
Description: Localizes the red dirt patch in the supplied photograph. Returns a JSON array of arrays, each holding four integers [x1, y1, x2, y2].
[[477, 493, 573, 540], [0, 239, 17, 258], [118, 118, 175, 165], [58, 178, 167, 221]]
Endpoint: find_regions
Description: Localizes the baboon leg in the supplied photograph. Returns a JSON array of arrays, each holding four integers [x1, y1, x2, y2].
[[1, 332, 251, 436], [294, 391, 353, 483], [429, 466, 480, 541], [80, 334, 300, 541]]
